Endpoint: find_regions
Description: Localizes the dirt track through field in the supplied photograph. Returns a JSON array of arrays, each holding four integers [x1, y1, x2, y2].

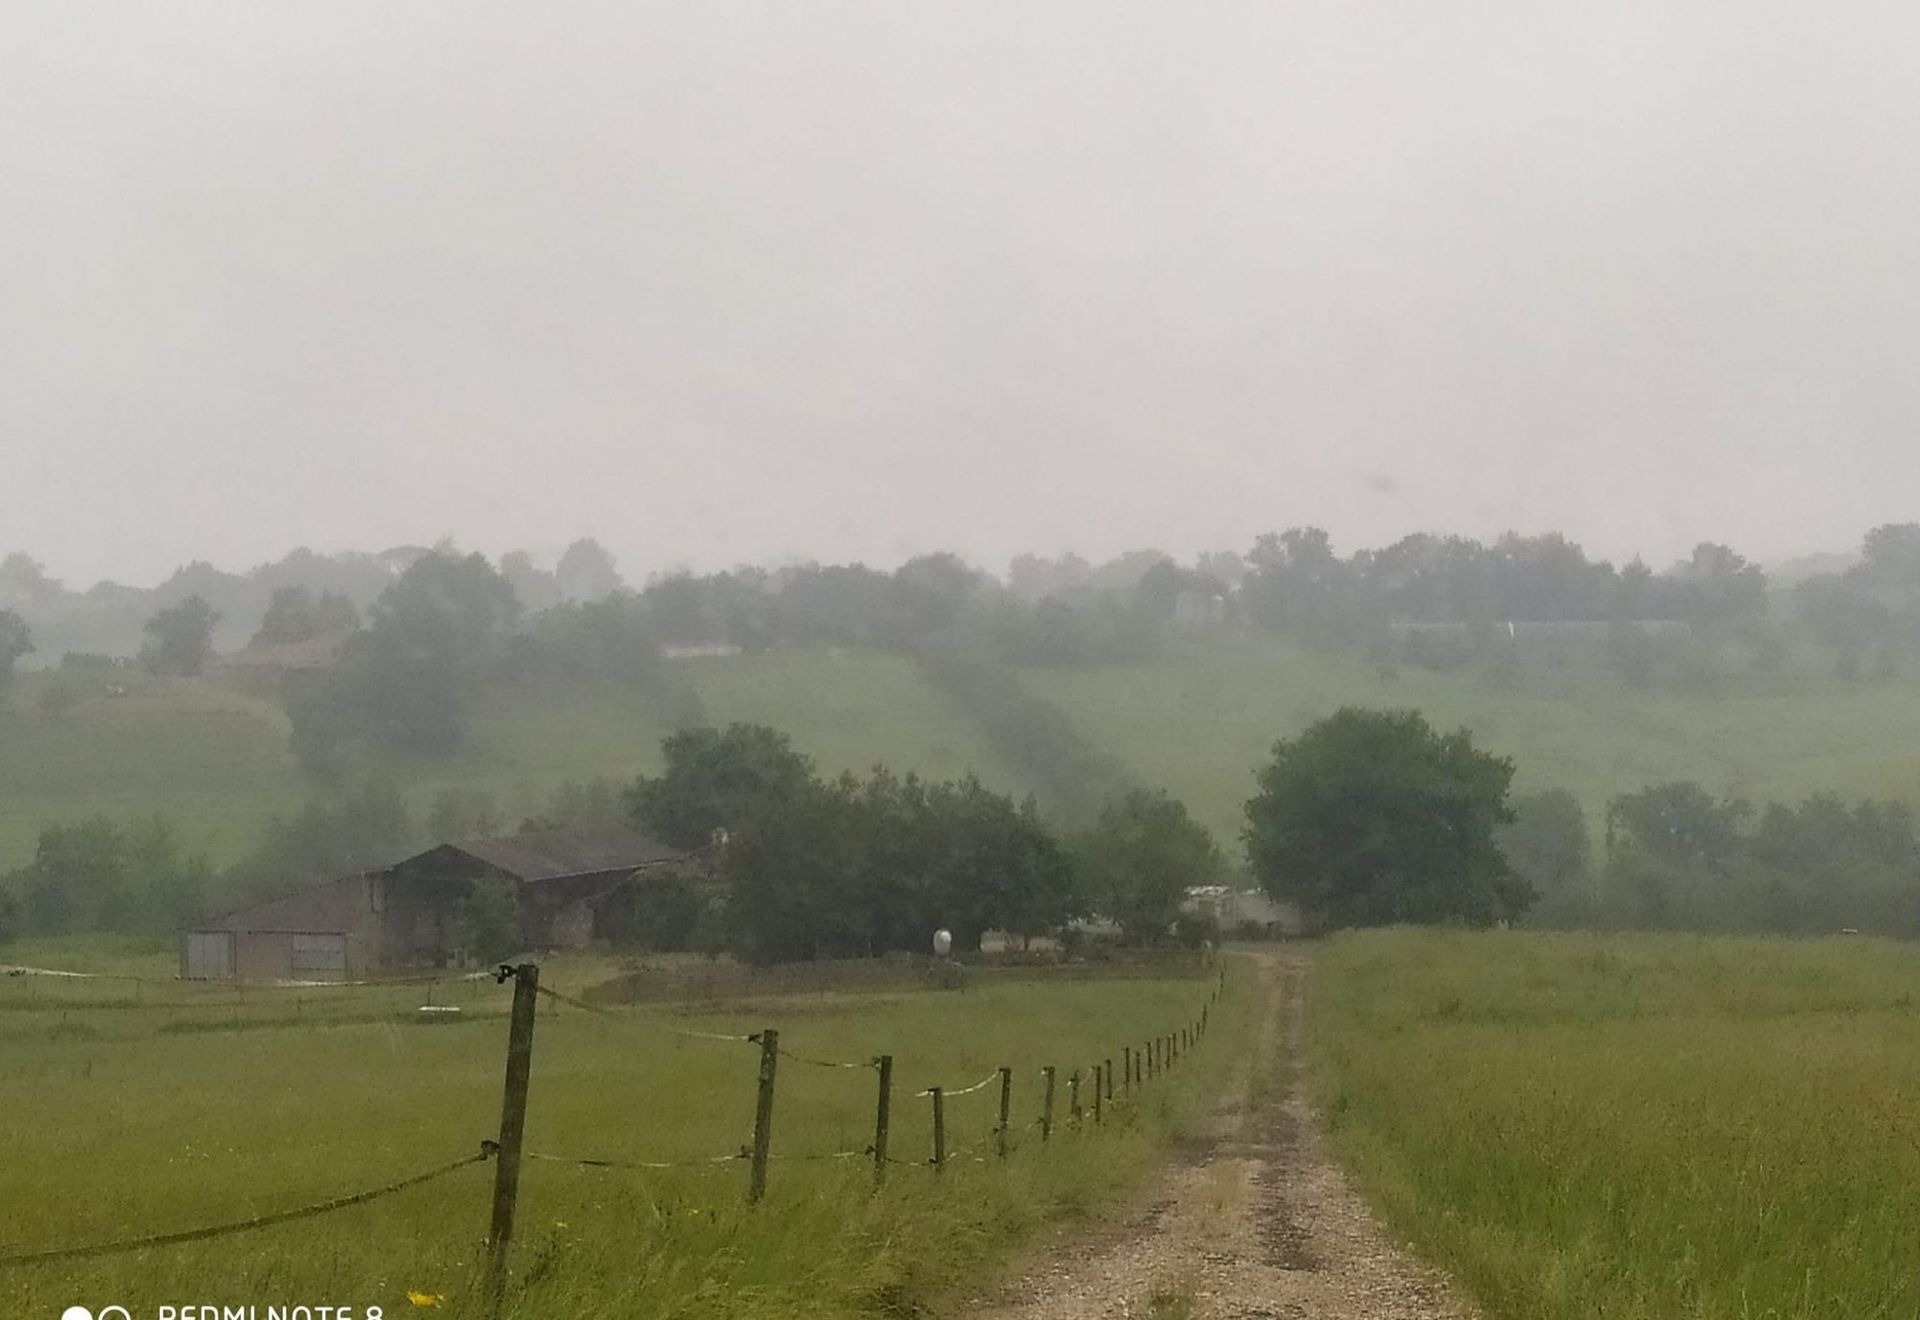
[[964, 948, 1477, 1320]]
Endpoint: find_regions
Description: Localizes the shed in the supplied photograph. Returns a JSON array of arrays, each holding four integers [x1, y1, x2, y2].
[[385, 827, 696, 950], [181, 827, 701, 981], [183, 871, 391, 981]]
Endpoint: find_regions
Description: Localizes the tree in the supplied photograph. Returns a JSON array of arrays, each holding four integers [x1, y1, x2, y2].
[[0, 552, 64, 604], [627, 724, 817, 849], [0, 608, 32, 694], [1499, 790, 1592, 920], [255, 585, 360, 644], [555, 538, 623, 603], [322, 552, 520, 755], [1078, 789, 1221, 942], [1669, 544, 1768, 631], [1244, 708, 1527, 929], [140, 595, 220, 676], [6, 816, 212, 935], [1604, 781, 1749, 870]]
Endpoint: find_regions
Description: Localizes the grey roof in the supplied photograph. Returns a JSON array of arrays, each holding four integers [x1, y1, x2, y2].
[[443, 827, 686, 883]]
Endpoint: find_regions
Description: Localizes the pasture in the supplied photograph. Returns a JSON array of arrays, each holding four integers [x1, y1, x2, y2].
[[1022, 640, 1920, 843], [7, 637, 1920, 868], [0, 942, 1238, 1319], [1311, 929, 1920, 1320]]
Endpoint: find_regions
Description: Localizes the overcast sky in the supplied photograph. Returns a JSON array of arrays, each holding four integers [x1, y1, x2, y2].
[[6, 2, 1919, 587]]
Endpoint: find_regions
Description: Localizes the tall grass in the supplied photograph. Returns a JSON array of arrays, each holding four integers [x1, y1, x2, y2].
[[1, 951, 1242, 1318], [1311, 929, 1920, 1320]]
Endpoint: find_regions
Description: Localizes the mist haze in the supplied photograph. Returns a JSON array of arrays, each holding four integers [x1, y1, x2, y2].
[[8, 2, 1920, 586]]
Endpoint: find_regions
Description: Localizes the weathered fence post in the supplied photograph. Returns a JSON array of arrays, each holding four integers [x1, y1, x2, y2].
[[748, 1027, 779, 1204], [1041, 1066, 1056, 1141], [1122, 1045, 1133, 1097], [997, 1066, 1013, 1158], [486, 962, 539, 1303], [930, 1087, 946, 1170], [1092, 1064, 1103, 1124], [872, 1053, 893, 1190], [1104, 1058, 1114, 1103], [1069, 1068, 1082, 1124], [1202, 1003, 1209, 1036]]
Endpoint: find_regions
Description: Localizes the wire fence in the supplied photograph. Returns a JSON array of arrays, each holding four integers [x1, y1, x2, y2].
[[1, 954, 1230, 1313]]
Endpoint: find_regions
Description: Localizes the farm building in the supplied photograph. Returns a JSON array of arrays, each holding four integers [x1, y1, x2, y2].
[[181, 826, 705, 981]]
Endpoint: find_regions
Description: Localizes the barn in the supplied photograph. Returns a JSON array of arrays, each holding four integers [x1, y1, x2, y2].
[[180, 826, 700, 981]]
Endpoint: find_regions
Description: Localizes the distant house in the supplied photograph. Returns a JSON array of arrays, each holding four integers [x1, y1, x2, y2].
[[1182, 885, 1298, 936], [180, 827, 705, 981], [209, 628, 355, 677]]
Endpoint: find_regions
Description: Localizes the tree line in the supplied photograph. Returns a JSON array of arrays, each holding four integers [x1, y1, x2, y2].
[[10, 701, 1911, 955]]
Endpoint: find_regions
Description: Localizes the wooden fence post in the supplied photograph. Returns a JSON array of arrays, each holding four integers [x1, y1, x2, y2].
[[748, 1027, 779, 1204], [1069, 1068, 1082, 1124], [1041, 1066, 1056, 1141], [931, 1087, 946, 1170], [997, 1066, 1013, 1158], [1092, 1064, 1103, 1124], [1122, 1045, 1132, 1097], [1104, 1058, 1114, 1103], [486, 962, 539, 1303], [872, 1054, 893, 1190]]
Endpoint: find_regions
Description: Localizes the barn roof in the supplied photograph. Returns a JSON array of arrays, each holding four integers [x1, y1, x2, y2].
[[440, 827, 686, 883]]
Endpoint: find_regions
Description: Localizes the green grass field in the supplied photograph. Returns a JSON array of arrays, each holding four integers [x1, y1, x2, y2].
[[1312, 929, 1920, 1320], [1022, 640, 1920, 843], [0, 650, 1031, 867], [0, 943, 1237, 1319], [6, 639, 1918, 868]]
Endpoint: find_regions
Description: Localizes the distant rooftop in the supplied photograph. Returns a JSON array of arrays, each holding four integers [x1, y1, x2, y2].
[[441, 827, 686, 883]]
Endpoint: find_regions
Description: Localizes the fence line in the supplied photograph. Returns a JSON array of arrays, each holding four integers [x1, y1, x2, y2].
[[532, 982, 757, 1045], [5, 955, 1232, 1314], [0, 1147, 493, 1268]]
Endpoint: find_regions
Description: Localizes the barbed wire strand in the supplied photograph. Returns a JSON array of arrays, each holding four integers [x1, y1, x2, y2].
[[526, 1150, 745, 1172], [919, 1069, 1000, 1099], [775, 1045, 880, 1071], [533, 983, 753, 1046], [0, 1147, 492, 1268]]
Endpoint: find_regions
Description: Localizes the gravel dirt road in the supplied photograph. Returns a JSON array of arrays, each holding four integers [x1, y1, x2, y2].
[[963, 947, 1478, 1320]]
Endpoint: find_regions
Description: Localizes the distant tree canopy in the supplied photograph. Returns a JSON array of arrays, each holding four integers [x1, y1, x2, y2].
[[254, 585, 359, 645], [139, 595, 220, 676], [1598, 782, 1920, 936], [1498, 789, 1593, 921], [627, 722, 1095, 962], [4, 816, 211, 937], [0, 608, 32, 690], [628, 723, 818, 850], [555, 538, 624, 603], [1077, 788, 1221, 943], [1245, 708, 1528, 930]]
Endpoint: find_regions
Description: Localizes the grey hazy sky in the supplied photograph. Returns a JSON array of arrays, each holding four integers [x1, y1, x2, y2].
[[6, 2, 1919, 587]]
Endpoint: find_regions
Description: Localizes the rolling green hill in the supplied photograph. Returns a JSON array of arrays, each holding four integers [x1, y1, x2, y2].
[[1022, 640, 1920, 844], [0, 650, 1032, 867], [3, 641, 1917, 869]]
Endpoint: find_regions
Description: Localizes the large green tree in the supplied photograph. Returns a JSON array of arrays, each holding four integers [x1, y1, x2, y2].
[[627, 723, 817, 849], [1079, 788, 1221, 942], [140, 595, 220, 676], [1244, 708, 1528, 929], [0, 608, 32, 695]]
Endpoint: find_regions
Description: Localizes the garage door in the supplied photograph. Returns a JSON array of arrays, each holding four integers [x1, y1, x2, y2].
[[184, 931, 234, 979], [290, 933, 348, 981]]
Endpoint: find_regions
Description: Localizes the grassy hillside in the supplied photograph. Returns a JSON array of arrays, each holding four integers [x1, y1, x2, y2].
[[1021, 640, 1920, 845], [0, 650, 1031, 867], [4, 639, 1917, 869]]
